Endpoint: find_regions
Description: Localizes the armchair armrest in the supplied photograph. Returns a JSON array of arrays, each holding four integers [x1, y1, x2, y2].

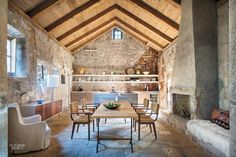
[[132, 103, 143, 107], [22, 114, 42, 124], [70, 111, 92, 115]]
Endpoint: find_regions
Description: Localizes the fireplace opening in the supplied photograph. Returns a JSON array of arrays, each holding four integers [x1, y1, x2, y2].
[[173, 94, 191, 119]]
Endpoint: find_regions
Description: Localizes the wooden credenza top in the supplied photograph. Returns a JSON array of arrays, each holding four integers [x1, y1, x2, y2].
[[20, 100, 62, 120]]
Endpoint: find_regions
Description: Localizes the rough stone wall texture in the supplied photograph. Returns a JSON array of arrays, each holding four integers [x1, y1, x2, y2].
[[161, 43, 177, 111], [73, 30, 158, 91], [0, 0, 8, 156], [0, 0, 8, 95], [74, 30, 146, 73], [218, 1, 230, 110], [7, 8, 73, 108], [229, 0, 236, 156]]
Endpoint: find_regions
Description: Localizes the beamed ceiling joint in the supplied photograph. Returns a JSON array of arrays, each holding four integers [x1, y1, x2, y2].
[[17, 0, 181, 52]]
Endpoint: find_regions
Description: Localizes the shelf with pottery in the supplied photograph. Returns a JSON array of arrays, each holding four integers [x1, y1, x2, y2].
[[72, 74, 158, 84]]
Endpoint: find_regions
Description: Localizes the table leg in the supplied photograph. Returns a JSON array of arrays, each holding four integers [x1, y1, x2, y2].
[[96, 118, 100, 153], [130, 118, 133, 153]]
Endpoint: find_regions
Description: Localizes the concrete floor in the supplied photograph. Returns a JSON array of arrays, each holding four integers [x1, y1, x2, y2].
[[11, 112, 212, 157]]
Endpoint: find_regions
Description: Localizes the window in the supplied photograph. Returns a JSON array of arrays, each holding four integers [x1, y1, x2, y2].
[[7, 37, 16, 76], [112, 28, 123, 40], [7, 24, 27, 78]]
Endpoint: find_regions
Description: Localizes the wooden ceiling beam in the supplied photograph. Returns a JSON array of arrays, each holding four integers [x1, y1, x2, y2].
[[66, 17, 148, 50], [71, 24, 116, 53], [115, 18, 165, 49], [57, 5, 116, 41], [115, 25, 155, 49], [172, 0, 181, 5], [65, 17, 117, 48], [69, 15, 164, 52], [26, 0, 61, 18], [116, 5, 173, 43], [45, 0, 100, 32], [129, 0, 179, 30], [116, 25, 147, 45], [57, 4, 172, 44]]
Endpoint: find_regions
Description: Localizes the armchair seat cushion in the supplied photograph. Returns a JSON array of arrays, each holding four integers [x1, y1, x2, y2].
[[74, 114, 93, 123], [135, 109, 146, 114]]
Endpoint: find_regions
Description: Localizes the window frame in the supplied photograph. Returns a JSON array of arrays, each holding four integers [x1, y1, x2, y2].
[[7, 36, 16, 76], [112, 28, 123, 40]]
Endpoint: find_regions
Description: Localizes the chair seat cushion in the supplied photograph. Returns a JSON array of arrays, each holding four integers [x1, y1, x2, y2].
[[135, 109, 146, 114], [135, 115, 154, 123], [74, 114, 93, 123]]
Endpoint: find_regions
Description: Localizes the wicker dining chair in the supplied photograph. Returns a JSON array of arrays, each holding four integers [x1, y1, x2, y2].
[[134, 103, 160, 140], [70, 101, 95, 140], [81, 98, 100, 113], [132, 98, 150, 114]]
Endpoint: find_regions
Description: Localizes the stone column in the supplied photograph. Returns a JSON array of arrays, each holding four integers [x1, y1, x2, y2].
[[229, 0, 236, 156], [0, 0, 8, 157]]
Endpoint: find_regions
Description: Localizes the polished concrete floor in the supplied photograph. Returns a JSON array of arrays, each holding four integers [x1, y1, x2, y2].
[[11, 112, 212, 157]]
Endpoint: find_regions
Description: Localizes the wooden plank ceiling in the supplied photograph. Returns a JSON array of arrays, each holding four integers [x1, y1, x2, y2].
[[10, 0, 181, 53]]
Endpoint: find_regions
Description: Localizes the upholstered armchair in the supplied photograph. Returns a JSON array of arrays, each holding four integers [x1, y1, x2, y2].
[[8, 103, 51, 154]]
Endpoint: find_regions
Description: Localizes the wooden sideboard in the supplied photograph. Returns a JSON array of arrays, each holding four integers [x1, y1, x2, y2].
[[20, 100, 62, 121]]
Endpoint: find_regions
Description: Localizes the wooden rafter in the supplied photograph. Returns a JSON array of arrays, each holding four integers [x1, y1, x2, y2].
[[70, 18, 161, 53], [115, 18, 165, 49], [129, 0, 179, 30], [115, 25, 154, 48], [45, 0, 100, 31], [57, 4, 172, 44], [71, 24, 116, 53], [57, 5, 116, 41], [65, 17, 117, 48], [172, 0, 181, 5], [26, 0, 61, 18], [65, 17, 148, 49], [116, 5, 173, 43]]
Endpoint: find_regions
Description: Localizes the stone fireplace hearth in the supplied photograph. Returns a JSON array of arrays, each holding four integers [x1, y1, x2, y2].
[[173, 94, 191, 119], [159, 86, 200, 133]]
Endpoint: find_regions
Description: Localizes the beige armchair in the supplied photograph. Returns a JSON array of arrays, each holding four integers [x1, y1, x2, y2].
[[8, 103, 51, 154]]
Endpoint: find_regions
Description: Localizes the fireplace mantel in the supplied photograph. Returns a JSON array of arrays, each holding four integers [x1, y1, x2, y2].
[[169, 86, 200, 96]]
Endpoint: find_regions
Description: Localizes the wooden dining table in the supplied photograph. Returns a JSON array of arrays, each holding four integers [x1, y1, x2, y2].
[[92, 100, 138, 153]]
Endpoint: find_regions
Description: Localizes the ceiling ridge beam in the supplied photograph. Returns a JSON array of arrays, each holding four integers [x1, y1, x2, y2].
[[57, 4, 172, 43], [26, 0, 61, 18], [116, 5, 173, 43], [114, 25, 152, 48], [115, 18, 165, 49], [71, 24, 116, 53], [129, 0, 179, 30], [65, 17, 117, 48], [45, 0, 100, 32], [57, 5, 117, 41]]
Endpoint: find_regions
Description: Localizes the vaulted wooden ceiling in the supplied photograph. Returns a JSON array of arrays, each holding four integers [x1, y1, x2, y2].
[[9, 0, 181, 54]]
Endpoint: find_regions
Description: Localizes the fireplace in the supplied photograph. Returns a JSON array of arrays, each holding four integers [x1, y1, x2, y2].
[[173, 94, 191, 119]]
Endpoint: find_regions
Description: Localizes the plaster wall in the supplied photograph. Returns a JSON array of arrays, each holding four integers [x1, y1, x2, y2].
[[229, 0, 236, 156], [218, 1, 230, 110]]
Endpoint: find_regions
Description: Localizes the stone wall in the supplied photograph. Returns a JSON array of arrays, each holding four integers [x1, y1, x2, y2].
[[73, 30, 158, 91], [217, 1, 230, 110], [0, 0, 8, 156], [229, 0, 236, 156], [6, 7, 73, 108]]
